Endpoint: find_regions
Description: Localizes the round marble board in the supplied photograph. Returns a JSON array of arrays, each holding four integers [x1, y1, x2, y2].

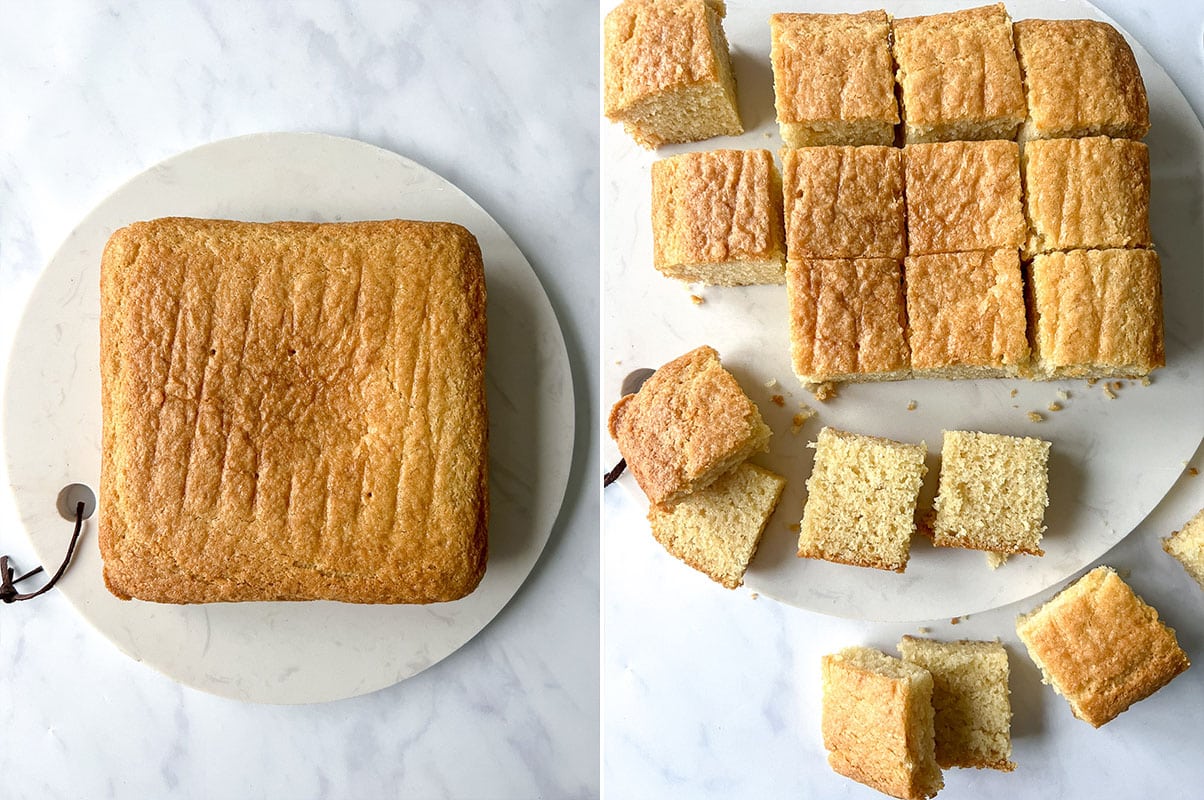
[[602, 0, 1204, 621], [1, 133, 575, 703]]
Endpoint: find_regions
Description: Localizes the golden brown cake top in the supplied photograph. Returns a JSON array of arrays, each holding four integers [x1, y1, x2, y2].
[[99, 218, 488, 604], [652, 149, 785, 268], [905, 249, 1028, 371], [1014, 19, 1149, 139], [893, 3, 1026, 130], [604, 0, 728, 117], [1030, 248, 1164, 374], [788, 258, 908, 381], [608, 345, 769, 508], [1016, 567, 1190, 727], [1022, 136, 1151, 255], [770, 11, 898, 126], [904, 140, 1025, 255], [782, 145, 905, 259]]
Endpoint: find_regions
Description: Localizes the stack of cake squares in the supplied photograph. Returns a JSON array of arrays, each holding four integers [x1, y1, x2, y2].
[[767, 3, 1163, 387]]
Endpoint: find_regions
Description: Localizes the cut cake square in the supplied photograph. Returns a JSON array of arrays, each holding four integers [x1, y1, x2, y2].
[[892, 3, 1026, 144], [798, 427, 927, 572], [647, 462, 786, 589], [904, 250, 1029, 378], [788, 258, 909, 384], [608, 345, 771, 509], [932, 430, 1049, 556], [904, 140, 1025, 255], [1028, 248, 1164, 379], [769, 11, 898, 147], [898, 637, 1015, 772], [603, 0, 743, 149], [822, 646, 944, 800], [1022, 136, 1151, 256], [781, 145, 905, 260], [651, 149, 786, 285], [1016, 566, 1190, 727], [1014, 18, 1149, 141], [1163, 507, 1204, 590]]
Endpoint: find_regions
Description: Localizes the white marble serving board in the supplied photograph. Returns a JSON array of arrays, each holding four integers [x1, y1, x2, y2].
[[602, 0, 1204, 621], [1, 132, 574, 703]]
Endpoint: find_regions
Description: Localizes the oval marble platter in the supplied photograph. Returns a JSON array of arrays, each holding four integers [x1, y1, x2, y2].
[[1, 133, 574, 703], [601, 0, 1204, 621]]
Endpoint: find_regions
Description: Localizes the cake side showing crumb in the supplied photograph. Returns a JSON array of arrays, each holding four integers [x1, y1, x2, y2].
[[822, 647, 943, 800], [1015, 566, 1191, 727], [608, 345, 771, 509], [1163, 508, 1204, 589], [899, 637, 1015, 771], [648, 463, 786, 589], [1014, 19, 1149, 140], [603, 0, 743, 148], [652, 149, 786, 285], [799, 428, 927, 572], [788, 258, 909, 384], [770, 11, 898, 147], [932, 430, 1050, 555]]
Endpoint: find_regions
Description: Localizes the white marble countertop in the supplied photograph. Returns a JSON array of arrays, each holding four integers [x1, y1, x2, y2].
[[603, 2, 1204, 798], [0, 3, 597, 798]]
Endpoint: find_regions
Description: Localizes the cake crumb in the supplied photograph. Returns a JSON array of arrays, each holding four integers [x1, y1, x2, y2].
[[917, 626, 931, 634], [808, 381, 838, 402], [1141, 376, 1152, 387], [906, 400, 917, 411], [749, 591, 759, 600], [1027, 411, 1044, 422], [771, 394, 785, 407], [1189, 467, 1199, 477], [1057, 389, 1069, 401], [689, 294, 705, 305], [950, 616, 961, 625], [764, 377, 779, 389], [1103, 385, 1117, 400], [1047, 402, 1062, 412], [1087, 378, 1098, 386], [1111, 381, 1124, 391], [791, 406, 816, 433], [1010, 388, 1018, 398]]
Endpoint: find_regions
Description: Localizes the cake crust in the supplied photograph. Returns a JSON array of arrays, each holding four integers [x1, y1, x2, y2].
[[100, 218, 488, 604], [770, 11, 898, 147], [1022, 136, 1151, 256], [1029, 248, 1164, 378], [1014, 19, 1149, 140], [904, 140, 1025, 255], [892, 3, 1026, 143], [788, 258, 909, 383], [1016, 567, 1190, 727], [608, 345, 771, 509], [652, 149, 786, 285], [781, 146, 905, 260], [904, 250, 1029, 377]]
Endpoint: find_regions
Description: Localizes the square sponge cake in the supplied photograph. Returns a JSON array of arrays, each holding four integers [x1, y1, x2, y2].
[[1016, 566, 1190, 727], [99, 218, 488, 604], [608, 345, 771, 509], [822, 646, 944, 800]]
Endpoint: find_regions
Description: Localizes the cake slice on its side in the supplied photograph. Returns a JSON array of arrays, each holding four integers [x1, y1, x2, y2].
[[648, 462, 786, 589], [603, 0, 743, 149], [651, 149, 786, 285], [798, 428, 927, 572], [932, 430, 1050, 556], [1014, 18, 1149, 141], [1163, 507, 1204, 590], [608, 345, 771, 510], [822, 646, 944, 800], [770, 11, 898, 147], [1016, 566, 1190, 727], [899, 637, 1016, 772]]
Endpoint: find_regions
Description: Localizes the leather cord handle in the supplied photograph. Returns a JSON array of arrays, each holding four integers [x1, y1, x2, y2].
[[0, 501, 86, 603]]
